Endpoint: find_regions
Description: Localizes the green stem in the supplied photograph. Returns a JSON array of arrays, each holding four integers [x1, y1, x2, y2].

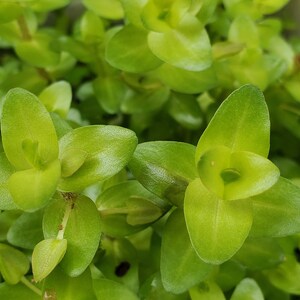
[[21, 276, 43, 296], [56, 193, 76, 240], [17, 15, 32, 40]]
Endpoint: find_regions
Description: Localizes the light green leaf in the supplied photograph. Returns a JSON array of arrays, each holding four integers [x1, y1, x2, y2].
[[161, 210, 212, 294], [59, 125, 137, 191], [129, 141, 197, 207], [195, 84, 270, 162], [253, 0, 290, 15], [233, 238, 284, 270], [43, 267, 96, 300], [250, 177, 300, 238], [7, 210, 44, 249], [15, 33, 60, 68], [120, 0, 147, 28], [32, 238, 67, 282], [80, 10, 104, 44], [141, 0, 191, 32], [0, 243, 29, 284], [43, 194, 101, 277], [39, 81, 72, 118], [93, 278, 139, 300], [93, 76, 126, 114], [106, 24, 162, 73], [153, 63, 217, 94], [97, 180, 168, 236], [1, 88, 59, 170], [28, 0, 70, 11], [198, 146, 279, 200], [0, 281, 41, 299], [189, 281, 226, 300], [0, 211, 21, 241], [148, 15, 212, 71], [8, 159, 61, 212], [0, 3, 22, 24], [83, 0, 124, 19], [184, 178, 253, 264], [230, 278, 264, 300], [0, 152, 17, 210]]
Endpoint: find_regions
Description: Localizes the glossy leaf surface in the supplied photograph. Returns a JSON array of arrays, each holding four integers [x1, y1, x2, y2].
[[1, 88, 58, 170], [148, 15, 211, 71], [39, 81, 72, 118], [32, 238, 67, 282], [198, 146, 279, 200], [8, 159, 61, 212], [43, 194, 101, 276], [129, 141, 197, 207], [184, 178, 253, 264], [59, 125, 137, 191], [161, 210, 212, 294], [195, 85, 270, 162]]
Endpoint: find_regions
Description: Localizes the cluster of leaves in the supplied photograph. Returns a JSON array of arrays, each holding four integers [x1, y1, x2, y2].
[[0, 0, 300, 299]]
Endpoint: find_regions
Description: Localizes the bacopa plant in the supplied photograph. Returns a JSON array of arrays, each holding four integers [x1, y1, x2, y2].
[[1, 0, 300, 299]]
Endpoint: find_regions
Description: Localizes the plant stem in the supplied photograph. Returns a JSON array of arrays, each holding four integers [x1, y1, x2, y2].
[[21, 276, 43, 296], [17, 15, 32, 40], [56, 193, 76, 240]]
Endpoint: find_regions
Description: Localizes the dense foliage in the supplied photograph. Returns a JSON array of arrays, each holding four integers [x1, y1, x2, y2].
[[0, 0, 300, 299]]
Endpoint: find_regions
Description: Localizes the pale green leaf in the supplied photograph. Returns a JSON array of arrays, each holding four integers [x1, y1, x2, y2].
[[189, 281, 226, 300], [0, 281, 40, 300], [39, 81, 72, 118], [80, 10, 104, 44], [43, 194, 101, 277], [59, 125, 137, 191], [83, 0, 124, 19], [106, 24, 162, 73], [120, 0, 147, 28], [29, 0, 70, 11], [230, 278, 264, 300], [195, 84, 270, 162], [97, 180, 168, 236], [8, 159, 61, 212], [198, 147, 279, 200], [161, 210, 212, 294], [1, 88, 59, 170], [129, 141, 197, 207], [32, 238, 67, 282], [184, 178, 253, 264], [148, 15, 212, 71], [0, 243, 29, 284], [153, 63, 217, 94], [250, 177, 300, 238]]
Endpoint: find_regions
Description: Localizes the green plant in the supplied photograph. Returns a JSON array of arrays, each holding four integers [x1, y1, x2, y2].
[[1, 0, 300, 299]]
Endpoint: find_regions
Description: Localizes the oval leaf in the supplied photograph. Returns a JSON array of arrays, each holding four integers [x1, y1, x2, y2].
[[8, 159, 61, 212], [129, 141, 197, 207], [39, 81, 72, 118], [106, 24, 162, 73], [161, 210, 212, 294], [32, 238, 67, 282], [195, 84, 270, 162], [230, 278, 264, 300], [148, 15, 212, 71], [43, 194, 101, 277], [58, 125, 137, 191], [1, 88, 59, 170], [184, 178, 253, 264], [0, 243, 29, 284]]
